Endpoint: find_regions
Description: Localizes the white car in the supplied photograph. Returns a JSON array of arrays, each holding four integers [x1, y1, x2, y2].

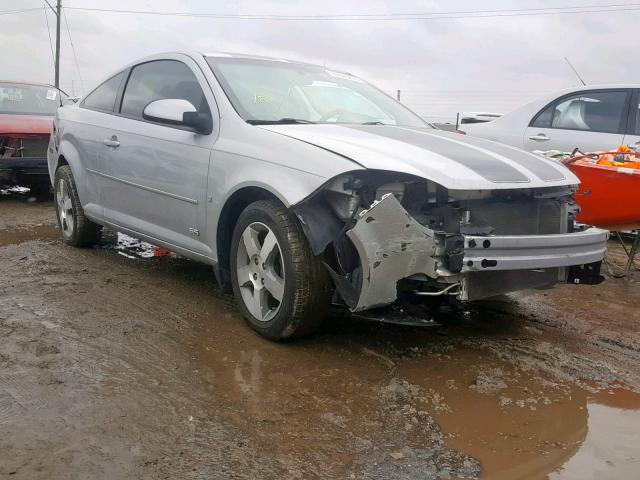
[[460, 85, 640, 152]]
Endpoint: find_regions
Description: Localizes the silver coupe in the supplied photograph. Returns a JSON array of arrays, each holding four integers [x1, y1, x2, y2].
[[48, 52, 608, 340]]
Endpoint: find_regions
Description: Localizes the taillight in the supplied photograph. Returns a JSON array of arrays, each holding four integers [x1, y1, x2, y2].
[[456, 130, 466, 135]]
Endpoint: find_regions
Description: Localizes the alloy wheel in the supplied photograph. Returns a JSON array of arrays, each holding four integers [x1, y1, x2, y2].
[[236, 222, 285, 322], [56, 179, 74, 238]]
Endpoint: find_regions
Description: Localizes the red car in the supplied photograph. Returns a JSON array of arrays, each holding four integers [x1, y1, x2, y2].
[[0, 81, 68, 197]]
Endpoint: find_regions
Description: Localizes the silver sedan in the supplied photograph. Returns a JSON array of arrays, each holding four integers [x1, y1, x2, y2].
[[48, 52, 608, 340]]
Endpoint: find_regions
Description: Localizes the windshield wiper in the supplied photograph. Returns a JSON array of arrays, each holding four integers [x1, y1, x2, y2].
[[361, 121, 386, 125], [246, 118, 317, 125]]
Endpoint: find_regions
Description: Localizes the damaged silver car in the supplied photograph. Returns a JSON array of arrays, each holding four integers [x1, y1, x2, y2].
[[48, 52, 609, 340]]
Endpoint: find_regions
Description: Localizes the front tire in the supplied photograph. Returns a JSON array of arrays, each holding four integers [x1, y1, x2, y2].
[[230, 200, 332, 341], [54, 165, 101, 247]]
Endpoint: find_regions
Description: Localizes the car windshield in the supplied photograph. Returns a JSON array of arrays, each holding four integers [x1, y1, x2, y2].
[[206, 56, 429, 127], [0, 82, 67, 116]]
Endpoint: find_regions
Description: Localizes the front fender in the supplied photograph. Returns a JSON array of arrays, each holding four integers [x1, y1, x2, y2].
[[206, 148, 335, 262], [56, 135, 103, 220]]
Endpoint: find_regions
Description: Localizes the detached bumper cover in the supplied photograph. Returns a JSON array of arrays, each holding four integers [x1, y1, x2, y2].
[[346, 194, 438, 311], [345, 194, 609, 311]]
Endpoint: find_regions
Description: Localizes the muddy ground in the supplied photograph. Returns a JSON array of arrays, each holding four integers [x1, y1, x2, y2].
[[1, 194, 639, 479]]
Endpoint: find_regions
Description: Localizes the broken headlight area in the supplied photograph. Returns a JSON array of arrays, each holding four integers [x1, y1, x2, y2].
[[292, 171, 607, 313], [1, 136, 49, 159]]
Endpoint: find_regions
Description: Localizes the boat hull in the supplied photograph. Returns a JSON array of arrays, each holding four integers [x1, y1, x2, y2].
[[570, 161, 640, 230]]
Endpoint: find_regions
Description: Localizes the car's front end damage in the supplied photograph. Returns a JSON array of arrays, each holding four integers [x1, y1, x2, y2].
[[0, 131, 51, 177], [0, 81, 67, 194], [292, 170, 608, 313], [0, 115, 54, 193]]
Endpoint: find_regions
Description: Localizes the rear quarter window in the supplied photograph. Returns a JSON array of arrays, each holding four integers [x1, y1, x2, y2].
[[82, 72, 125, 112], [531, 104, 554, 128]]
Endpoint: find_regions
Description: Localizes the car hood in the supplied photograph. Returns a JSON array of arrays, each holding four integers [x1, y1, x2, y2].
[[259, 124, 578, 190], [0, 114, 53, 138]]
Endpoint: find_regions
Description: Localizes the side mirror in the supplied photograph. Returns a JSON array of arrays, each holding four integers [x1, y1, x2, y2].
[[143, 99, 212, 134]]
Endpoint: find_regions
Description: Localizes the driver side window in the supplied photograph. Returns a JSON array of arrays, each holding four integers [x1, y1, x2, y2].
[[120, 60, 210, 121]]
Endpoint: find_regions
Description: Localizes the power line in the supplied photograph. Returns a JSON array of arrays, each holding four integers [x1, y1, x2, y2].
[[0, 7, 43, 16], [62, 3, 640, 20], [42, 4, 55, 72], [63, 8, 84, 94]]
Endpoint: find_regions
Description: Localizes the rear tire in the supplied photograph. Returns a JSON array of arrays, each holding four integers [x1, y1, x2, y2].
[[54, 165, 101, 247], [230, 200, 332, 341]]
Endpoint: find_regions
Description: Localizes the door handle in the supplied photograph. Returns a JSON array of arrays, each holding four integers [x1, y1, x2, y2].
[[103, 136, 120, 148], [529, 134, 550, 141]]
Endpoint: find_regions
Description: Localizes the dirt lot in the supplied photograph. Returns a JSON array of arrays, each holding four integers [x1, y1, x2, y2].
[[1, 194, 639, 479]]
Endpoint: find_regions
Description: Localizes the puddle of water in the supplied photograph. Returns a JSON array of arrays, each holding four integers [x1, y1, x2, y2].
[[186, 329, 487, 478], [186, 322, 628, 479], [398, 350, 640, 480], [399, 349, 589, 480], [550, 385, 640, 479], [0, 224, 59, 246]]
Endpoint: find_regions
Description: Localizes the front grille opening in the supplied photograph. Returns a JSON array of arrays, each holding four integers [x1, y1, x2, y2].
[[1, 137, 49, 158]]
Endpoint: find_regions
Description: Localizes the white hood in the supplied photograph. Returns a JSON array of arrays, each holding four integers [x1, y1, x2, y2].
[[260, 124, 578, 191]]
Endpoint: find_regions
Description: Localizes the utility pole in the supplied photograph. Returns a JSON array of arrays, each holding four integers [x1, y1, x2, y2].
[[44, 0, 61, 88], [55, 0, 61, 88]]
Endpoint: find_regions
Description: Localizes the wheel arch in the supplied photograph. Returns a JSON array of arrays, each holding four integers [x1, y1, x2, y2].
[[215, 185, 286, 289], [53, 139, 92, 205]]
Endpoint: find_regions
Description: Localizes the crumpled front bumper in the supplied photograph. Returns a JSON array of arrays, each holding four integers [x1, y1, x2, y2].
[[346, 194, 609, 311]]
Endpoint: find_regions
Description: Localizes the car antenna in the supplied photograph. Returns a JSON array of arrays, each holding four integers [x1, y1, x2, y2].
[[564, 57, 587, 86]]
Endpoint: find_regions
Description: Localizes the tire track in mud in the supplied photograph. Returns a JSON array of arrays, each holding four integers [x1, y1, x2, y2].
[[0, 241, 291, 479]]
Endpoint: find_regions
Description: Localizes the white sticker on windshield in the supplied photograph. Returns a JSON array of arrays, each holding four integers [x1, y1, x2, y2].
[[6, 88, 23, 101], [326, 70, 364, 83], [46, 89, 57, 100]]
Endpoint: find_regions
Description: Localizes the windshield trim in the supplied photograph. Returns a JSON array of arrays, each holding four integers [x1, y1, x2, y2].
[[205, 56, 430, 129]]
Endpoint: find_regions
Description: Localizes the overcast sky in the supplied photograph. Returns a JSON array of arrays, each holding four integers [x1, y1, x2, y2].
[[2, 0, 639, 121]]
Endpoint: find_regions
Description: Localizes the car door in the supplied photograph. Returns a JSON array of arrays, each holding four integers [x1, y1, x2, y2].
[[622, 89, 640, 148], [100, 58, 216, 257], [73, 71, 126, 220], [523, 89, 630, 152]]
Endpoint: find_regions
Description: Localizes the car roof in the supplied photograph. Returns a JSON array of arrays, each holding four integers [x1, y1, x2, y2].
[[552, 83, 640, 93], [0, 80, 68, 96], [203, 51, 314, 65], [201, 51, 355, 74], [0, 80, 59, 89]]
